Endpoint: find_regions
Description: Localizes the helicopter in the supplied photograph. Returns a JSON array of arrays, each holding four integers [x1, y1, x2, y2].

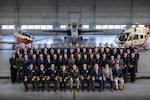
[[114, 24, 150, 50]]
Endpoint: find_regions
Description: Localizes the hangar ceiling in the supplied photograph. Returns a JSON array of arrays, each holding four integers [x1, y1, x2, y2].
[[0, 0, 150, 25]]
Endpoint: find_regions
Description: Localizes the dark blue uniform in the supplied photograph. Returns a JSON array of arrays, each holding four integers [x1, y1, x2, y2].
[[47, 68, 58, 91], [23, 68, 36, 92], [58, 69, 69, 91], [36, 69, 47, 91]]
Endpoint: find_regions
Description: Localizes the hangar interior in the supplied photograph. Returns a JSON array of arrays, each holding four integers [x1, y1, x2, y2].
[[0, 0, 150, 100]]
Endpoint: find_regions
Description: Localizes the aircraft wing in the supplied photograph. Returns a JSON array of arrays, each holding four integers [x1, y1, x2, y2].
[[79, 29, 104, 33], [42, 29, 71, 35], [32, 37, 51, 42], [78, 29, 104, 35], [0, 41, 20, 44]]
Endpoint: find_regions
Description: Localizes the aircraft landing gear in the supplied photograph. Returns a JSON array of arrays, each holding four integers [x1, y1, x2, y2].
[[80, 36, 83, 40], [12, 44, 16, 50], [64, 36, 67, 41], [143, 46, 148, 50], [72, 38, 76, 44]]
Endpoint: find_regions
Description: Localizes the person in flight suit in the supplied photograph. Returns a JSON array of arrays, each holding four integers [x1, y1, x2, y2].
[[23, 63, 36, 92], [47, 64, 58, 92], [113, 64, 124, 90], [103, 64, 114, 92], [36, 64, 47, 92], [69, 64, 80, 92], [58, 65, 69, 92], [9, 53, 17, 83], [91, 64, 103, 92], [16, 53, 23, 83], [122, 52, 130, 83], [129, 53, 137, 83], [80, 64, 90, 92]]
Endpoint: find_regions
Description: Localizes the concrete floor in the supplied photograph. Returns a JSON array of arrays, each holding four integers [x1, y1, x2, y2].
[[0, 35, 150, 100], [0, 79, 150, 100]]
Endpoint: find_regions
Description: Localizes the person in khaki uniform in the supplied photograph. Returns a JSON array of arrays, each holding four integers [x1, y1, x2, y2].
[[112, 64, 124, 91], [103, 64, 114, 92], [69, 64, 80, 92]]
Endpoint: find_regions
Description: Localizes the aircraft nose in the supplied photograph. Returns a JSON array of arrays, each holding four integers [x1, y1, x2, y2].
[[114, 38, 118, 44]]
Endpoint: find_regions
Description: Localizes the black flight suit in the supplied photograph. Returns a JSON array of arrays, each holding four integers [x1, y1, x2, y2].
[[9, 57, 17, 83]]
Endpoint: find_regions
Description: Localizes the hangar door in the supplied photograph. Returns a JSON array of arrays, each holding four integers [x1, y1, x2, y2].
[[69, 12, 81, 24]]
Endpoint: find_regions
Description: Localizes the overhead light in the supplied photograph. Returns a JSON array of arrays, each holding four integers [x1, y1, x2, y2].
[[60, 25, 66, 29], [83, 25, 89, 29]]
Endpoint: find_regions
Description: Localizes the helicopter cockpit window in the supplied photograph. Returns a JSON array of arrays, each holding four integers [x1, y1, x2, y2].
[[128, 34, 138, 41], [133, 34, 138, 40], [118, 32, 130, 41], [140, 35, 143, 39], [128, 35, 133, 41], [21, 33, 31, 38]]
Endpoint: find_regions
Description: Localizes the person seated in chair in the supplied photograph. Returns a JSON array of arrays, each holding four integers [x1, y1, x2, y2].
[[47, 64, 58, 92], [69, 64, 80, 92], [23, 63, 36, 92], [91, 63, 103, 92], [113, 64, 124, 91], [58, 65, 69, 92], [103, 64, 114, 92], [36, 64, 47, 92], [80, 64, 90, 92]]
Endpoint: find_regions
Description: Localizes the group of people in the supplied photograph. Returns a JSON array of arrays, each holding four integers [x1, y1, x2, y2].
[[9, 42, 139, 92]]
